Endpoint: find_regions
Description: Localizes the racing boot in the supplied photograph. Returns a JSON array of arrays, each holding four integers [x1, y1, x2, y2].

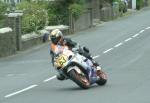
[[57, 73, 65, 81], [92, 61, 104, 76], [90, 59, 105, 80], [94, 65, 106, 80], [92, 61, 101, 71]]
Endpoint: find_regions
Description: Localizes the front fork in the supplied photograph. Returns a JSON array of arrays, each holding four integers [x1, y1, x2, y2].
[[84, 59, 98, 84], [86, 67, 98, 84]]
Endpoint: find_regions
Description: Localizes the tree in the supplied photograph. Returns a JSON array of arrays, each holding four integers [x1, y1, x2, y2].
[[0, 1, 8, 28], [47, 0, 86, 25], [0, 1, 8, 20]]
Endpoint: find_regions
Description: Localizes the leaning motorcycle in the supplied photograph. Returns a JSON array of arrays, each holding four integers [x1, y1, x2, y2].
[[54, 48, 107, 89]]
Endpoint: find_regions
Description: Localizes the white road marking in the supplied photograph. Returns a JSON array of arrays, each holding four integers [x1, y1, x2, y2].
[[7, 74, 14, 77], [6, 73, 27, 77], [103, 48, 113, 54], [93, 55, 100, 59], [114, 42, 123, 48], [18, 73, 27, 76], [5, 85, 38, 98], [124, 38, 132, 42], [132, 33, 140, 38], [145, 27, 150, 30], [43, 75, 56, 83], [139, 30, 145, 33]]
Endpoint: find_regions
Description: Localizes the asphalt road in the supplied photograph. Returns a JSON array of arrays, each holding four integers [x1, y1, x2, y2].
[[1, 7, 150, 103]]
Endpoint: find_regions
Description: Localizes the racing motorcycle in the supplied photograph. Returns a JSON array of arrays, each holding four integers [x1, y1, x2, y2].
[[53, 47, 107, 89]]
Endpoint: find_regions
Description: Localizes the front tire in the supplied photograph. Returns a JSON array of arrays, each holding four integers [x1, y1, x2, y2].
[[96, 70, 107, 85], [68, 69, 90, 89]]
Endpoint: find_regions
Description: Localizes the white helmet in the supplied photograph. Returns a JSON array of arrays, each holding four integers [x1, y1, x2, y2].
[[50, 29, 63, 44]]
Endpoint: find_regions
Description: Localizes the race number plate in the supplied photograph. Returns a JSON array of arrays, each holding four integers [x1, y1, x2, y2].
[[55, 54, 68, 68]]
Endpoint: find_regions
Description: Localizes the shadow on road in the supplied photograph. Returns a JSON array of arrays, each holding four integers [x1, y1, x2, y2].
[[52, 84, 109, 92]]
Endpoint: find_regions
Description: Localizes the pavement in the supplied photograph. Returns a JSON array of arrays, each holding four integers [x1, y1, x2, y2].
[[0, 7, 150, 103]]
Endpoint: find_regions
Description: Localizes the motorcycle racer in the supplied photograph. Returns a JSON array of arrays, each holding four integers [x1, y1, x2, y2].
[[49, 29, 102, 80]]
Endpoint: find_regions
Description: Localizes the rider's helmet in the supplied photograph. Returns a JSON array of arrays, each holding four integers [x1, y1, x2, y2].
[[50, 29, 63, 44]]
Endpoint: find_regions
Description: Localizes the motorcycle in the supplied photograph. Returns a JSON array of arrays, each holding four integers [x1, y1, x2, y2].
[[53, 48, 107, 89]]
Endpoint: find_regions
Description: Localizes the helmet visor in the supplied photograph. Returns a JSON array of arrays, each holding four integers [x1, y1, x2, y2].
[[51, 36, 61, 44]]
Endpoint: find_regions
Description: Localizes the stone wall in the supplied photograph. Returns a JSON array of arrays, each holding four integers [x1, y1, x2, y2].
[[69, 10, 92, 33], [6, 12, 23, 51], [100, 6, 113, 21], [74, 10, 92, 32], [21, 25, 69, 50], [0, 27, 16, 57], [91, 0, 100, 19], [21, 33, 43, 51]]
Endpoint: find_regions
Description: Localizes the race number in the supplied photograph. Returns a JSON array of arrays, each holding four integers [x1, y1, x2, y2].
[[55, 54, 68, 68]]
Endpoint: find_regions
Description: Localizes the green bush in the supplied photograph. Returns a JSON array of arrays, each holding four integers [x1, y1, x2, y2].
[[112, 0, 120, 2], [16, 1, 47, 34], [0, 1, 8, 28], [112, 0, 127, 13], [69, 3, 84, 20], [136, 0, 144, 10], [119, 1, 127, 13], [47, 0, 85, 25], [47, 1, 69, 25], [0, 1, 8, 16], [65, 0, 85, 4], [16, 0, 86, 33], [0, 2, 7, 19]]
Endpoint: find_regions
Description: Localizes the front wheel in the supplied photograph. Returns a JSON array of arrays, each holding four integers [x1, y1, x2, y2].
[[96, 70, 107, 85], [68, 69, 90, 89]]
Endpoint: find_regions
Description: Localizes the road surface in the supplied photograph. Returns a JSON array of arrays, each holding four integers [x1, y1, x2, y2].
[[0, 7, 150, 103]]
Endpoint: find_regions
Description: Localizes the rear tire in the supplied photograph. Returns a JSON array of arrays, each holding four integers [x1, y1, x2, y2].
[[68, 69, 90, 89]]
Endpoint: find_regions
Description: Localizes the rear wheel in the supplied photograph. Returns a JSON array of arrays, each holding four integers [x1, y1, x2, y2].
[[96, 70, 107, 85], [68, 69, 90, 89]]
